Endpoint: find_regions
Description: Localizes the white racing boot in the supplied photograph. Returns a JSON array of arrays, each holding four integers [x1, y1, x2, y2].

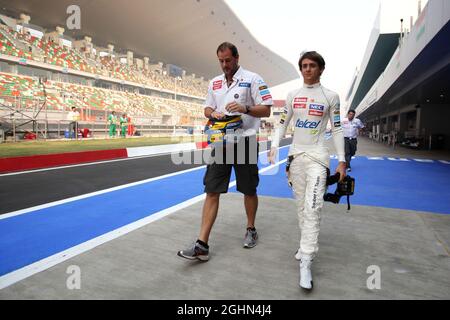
[[299, 256, 313, 290], [294, 248, 301, 261]]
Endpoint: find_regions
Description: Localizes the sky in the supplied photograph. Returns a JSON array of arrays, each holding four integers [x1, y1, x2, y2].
[[223, 0, 426, 103]]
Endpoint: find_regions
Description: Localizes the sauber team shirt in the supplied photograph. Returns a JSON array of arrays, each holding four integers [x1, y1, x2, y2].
[[342, 118, 365, 139], [271, 83, 345, 168], [205, 67, 273, 136]]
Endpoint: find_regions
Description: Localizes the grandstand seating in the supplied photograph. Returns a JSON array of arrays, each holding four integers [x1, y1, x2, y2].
[[38, 40, 95, 73], [0, 72, 205, 125], [0, 15, 211, 129], [0, 21, 208, 98], [0, 28, 32, 60]]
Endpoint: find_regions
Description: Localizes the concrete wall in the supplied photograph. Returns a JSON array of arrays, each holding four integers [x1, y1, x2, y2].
[[356, 0, 450, 115], [346, 0, 431, 110]]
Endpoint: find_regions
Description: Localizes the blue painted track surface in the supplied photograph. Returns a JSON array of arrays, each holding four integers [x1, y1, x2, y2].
[[1, 146, 449, 277], [0, 169, 206, 276], [246, 149, 450, 215]]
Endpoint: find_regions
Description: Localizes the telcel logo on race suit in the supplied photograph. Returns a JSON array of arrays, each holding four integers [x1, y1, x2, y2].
[[295, 118, 321, 129]]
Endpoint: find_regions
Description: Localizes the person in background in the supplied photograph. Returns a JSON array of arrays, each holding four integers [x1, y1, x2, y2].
[[108, 111, 117, 138], [67, 107, 80, 139], [127, 114, 134, 136], [342, 109, 365, 172], [120, 113, 128, 138]]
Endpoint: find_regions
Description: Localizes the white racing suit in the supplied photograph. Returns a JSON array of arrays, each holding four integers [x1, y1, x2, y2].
[[271, 83, 345, 259]]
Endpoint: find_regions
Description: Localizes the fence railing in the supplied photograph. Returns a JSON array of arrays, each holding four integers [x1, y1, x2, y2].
[[0, 96, 207, 142]]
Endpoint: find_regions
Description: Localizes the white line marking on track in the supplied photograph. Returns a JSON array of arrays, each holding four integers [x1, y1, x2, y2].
[[367, 157, 385, 160], [0, 146, 289, 221], [439, 160, 450, 164], [413, 159, 434, 163], [0, 147, 289, 290], [388, 158, 410, 161], [0, 194, 206, 290], [0, 165, 205, 221]]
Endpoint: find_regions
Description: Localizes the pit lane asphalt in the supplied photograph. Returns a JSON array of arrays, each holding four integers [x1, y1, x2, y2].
[[0, 139, 291, 215]]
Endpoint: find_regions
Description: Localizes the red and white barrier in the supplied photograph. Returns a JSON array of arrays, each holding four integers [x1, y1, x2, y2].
[[0, 149, 128, 174], [0, 138, 270, 174], [0, 143, 204, 174]]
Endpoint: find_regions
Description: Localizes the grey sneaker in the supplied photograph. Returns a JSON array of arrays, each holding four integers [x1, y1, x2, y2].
[[243, 228, 258, 248], [177, 241, 209, 261]]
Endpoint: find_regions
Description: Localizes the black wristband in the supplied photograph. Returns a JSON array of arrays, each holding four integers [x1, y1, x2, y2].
[[245, 106, 251, 114]]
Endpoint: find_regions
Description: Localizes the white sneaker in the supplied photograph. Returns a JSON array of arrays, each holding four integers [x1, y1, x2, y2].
[[299, 256, 313, 290]]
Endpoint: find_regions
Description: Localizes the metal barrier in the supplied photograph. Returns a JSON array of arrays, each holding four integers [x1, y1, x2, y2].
[[1, 101, 204, 142], [0, 93, 210, 142], [0, 96, 48, 141]]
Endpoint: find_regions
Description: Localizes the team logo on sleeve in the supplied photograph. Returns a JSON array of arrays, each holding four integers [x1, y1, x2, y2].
[[333, 115, 342, 128], [213, 80, 223, 90], [308, 104, 324, 116], [259, 82, 272, 101]]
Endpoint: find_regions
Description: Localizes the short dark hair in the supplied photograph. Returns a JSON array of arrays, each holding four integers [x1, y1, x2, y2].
[[348, 109, 356, 115], [299, 51, 326, 70], [217, 42, 239, 58]]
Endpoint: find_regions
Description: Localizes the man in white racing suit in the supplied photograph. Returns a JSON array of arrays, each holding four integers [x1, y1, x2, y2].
[[268, 51, 346, 290]]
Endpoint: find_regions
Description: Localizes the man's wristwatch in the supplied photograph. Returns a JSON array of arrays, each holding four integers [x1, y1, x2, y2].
[[244, 105, 251, 114]]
